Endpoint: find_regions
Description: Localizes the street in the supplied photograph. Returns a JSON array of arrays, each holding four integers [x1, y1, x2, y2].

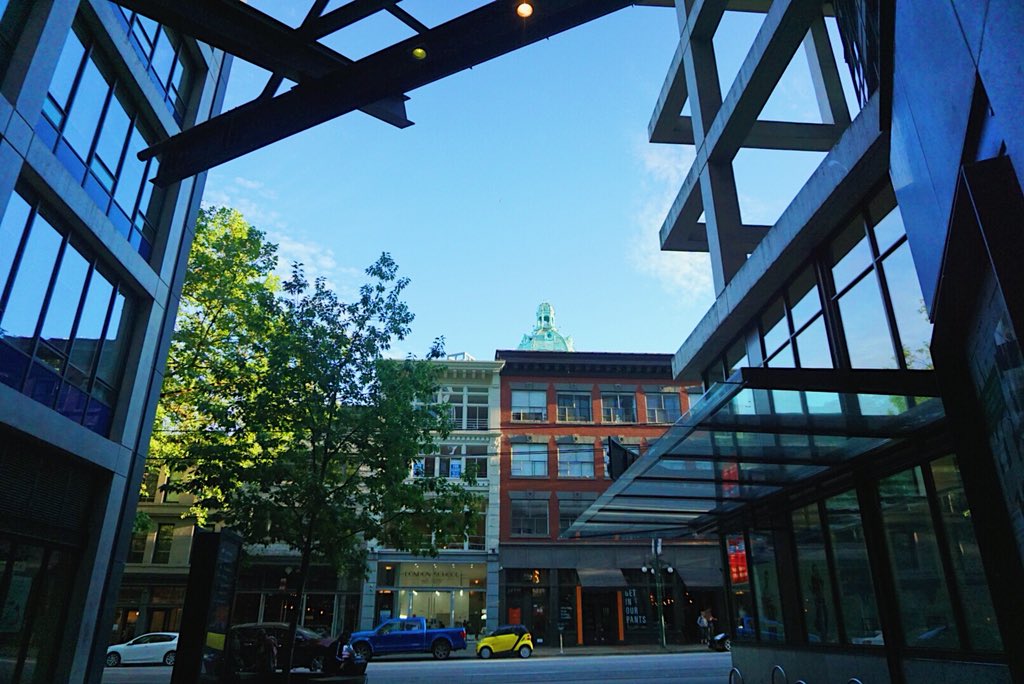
[[101, 652, 733, 684]]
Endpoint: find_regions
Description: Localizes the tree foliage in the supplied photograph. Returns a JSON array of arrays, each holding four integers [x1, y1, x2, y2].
[[151, 208, 481, 639]]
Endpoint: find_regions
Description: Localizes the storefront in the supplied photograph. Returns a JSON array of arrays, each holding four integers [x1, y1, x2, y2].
[[370, 561, 488, 636], [231, 562, 361, 637], [498, 544, 722, 648]]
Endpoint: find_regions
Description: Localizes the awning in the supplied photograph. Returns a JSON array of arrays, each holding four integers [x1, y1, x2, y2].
[[564, 367, 944, 539], [577, 568, 627, 588]]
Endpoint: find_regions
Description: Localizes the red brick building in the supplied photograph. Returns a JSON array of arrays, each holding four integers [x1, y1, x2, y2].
[[494, 350, 722, 647]]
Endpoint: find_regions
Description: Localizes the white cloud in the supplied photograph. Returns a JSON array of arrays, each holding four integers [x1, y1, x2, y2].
[[202, 173, 361, 298], [626, 138, 715, 303]]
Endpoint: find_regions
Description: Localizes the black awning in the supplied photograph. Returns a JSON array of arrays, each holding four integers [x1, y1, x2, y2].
[[576, 568, 627, 588]]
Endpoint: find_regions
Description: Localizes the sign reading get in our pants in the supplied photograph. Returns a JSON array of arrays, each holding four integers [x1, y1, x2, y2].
[[622, 588, 648, 630]]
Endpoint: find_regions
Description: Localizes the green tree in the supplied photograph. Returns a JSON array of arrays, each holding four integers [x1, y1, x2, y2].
[[154, 208, 479, 679]]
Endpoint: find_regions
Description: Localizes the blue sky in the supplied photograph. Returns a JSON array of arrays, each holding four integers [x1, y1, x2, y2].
[[202, 4, 850, 359]]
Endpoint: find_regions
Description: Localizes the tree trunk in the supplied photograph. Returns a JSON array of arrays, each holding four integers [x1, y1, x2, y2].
[[282, 530, 314, 684]]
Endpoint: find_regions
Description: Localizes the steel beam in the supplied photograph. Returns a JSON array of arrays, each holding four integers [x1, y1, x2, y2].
[[111, 0, 412, 131], [137, 0, 632, 186]]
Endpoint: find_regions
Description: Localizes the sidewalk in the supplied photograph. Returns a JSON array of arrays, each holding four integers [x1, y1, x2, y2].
[[532, 643, 708, 657]]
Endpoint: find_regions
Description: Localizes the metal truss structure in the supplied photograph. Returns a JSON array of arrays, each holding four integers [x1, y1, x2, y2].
[[110, 0, 672, 186]]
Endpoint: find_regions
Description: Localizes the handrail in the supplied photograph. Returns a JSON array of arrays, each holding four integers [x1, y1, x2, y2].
[[771, 665, 787, 684], [728, 667, 744, 684]]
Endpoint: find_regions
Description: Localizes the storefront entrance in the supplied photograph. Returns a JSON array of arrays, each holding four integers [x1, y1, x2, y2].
[[581, 590, 617, 645]]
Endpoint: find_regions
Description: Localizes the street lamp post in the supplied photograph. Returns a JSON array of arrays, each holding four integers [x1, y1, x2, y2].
[[641, 537, 673, 648]]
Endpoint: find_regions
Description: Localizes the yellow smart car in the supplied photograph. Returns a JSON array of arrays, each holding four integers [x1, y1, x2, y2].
[[476, 625, 533, 659]]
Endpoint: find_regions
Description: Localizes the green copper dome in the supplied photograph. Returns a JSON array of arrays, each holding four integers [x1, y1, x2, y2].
[[517, 302, 575, 352]]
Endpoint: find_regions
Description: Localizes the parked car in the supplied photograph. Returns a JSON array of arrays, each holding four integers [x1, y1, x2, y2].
[[106, 632, 178, 667], [348, 616, 467, 660], [476, 625, 533, 659], [225, 622, 332, 672]]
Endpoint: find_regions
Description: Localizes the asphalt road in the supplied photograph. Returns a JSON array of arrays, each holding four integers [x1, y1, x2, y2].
[[101, 652, 734, 684]]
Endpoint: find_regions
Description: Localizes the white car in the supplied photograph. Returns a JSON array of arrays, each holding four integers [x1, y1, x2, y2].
[[106, 632, 178, 667]]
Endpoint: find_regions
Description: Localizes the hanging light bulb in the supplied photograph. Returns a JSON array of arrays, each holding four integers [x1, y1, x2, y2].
[[411, 47, 427, 60], [516, 2, 534, 18]]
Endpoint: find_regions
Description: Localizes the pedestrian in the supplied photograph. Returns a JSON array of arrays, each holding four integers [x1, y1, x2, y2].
[[697, 610, 709, 644], [256, 628, 278, 673]]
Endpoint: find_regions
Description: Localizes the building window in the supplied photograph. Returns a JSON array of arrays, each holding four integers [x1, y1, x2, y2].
[[128, 531, 147, 563], [830, 191, 932, 370], [152, 524, 174, 564], [556, 392, 591, 422], [0, 188, 134, 436], [138, 467, 159, 503], [511, 390, 546, 421], [414, 444, 490, 480], [557, 447, 594, 478], [601, 393, 636, 423], [792, 504, 839, 644], [36, 24, 163, 259], [557, 498, 593, 534], [646, 393, 681, 423], [824, 491, 882, 645], [161, 472, 180, 503], [442, 385, 490, 430], [511, 444, 547, 477], [510, 499, 548, 537], [111, 6, 193, 124]]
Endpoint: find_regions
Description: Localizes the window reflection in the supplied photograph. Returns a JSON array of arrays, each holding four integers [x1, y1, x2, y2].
[[879, 468, 959, 648], [793, 504, 838, 644], [0, 189, 134, 436], [831, 219, 873, 293], [838, 273, 898, 368], [794, 316, 832, 368], [750, 531, 784, 642], [931, 456, 1003, 651], [825, 491, 883, 645], [36, 25, 162, 260], [881, 242, 933, 369], [1, 215, 62, 351]]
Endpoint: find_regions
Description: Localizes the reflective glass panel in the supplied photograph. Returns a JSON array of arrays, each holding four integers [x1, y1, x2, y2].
[[727, 535, 754, 641], [882, 242, 933, 369], [63, 56, 109, 157], [879, 468, 959, 648], [793, 504, 838, 643], [762, 298, 789, 357], [825, 491, 883, 645], [838, 273, 898, 368], [24, 548, 77, 683], [795, 315, 832, 368], [0, 192, 30, 297], [766, 343, 794, 369], [96, 291, 128, 386], [1, 215, 62, 351], [789, 267, 821, 330], [92, 89, 131, 186], [70, 270, 113, 373], [40, 243, 89, 352], [831, 219, 872, 293], [930, 456, 1003, 651], [750, 531, 784, 642], [47, 31, 86, 114], [871, 204, 906, 255]]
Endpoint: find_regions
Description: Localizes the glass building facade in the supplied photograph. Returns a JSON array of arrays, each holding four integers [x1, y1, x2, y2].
[[0, 2, 229, 681], [569, 0, 1024, 682]]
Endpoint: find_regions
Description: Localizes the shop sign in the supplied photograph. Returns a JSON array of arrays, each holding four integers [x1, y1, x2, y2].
[[395, 562, 485, 588], [622, 588, 648, 629]]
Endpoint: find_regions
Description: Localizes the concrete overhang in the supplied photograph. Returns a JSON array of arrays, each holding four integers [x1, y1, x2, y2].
[[671, 95, 887, 382]]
